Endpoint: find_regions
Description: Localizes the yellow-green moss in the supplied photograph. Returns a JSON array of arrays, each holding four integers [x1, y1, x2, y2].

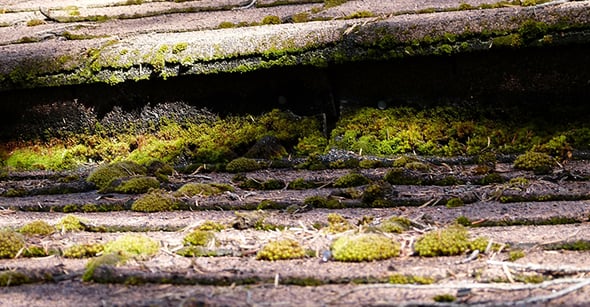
[[0, 271, 30, 286], [261, 15, 281, 25], [112, 176, 160, 194], [331, 233, 400, 262], [103, 234, 159, 259], [183, 230, 215, 246], [256, 238, 305, 261], [0, 230, 25, 259], [198, 220, 225, 231], [19, 220, 55, 236], [379, 216, 411, 233], [63, 243, 104, 258], [389, 274, 435, 284], [131, 189, 178, 212], [333, 172, 370, 188], [433, 294, 456, 302], [508, 249, 525, 261], [414, 224, 489, 257], [513, 151, 555, 174], [288, 178, 318, 190], [87, 161, 147, 191], [218, 21, 237, 29], [26, 19, 45, 27], [445, 197, 464, 208], [83, 252, 126, 282], [304, 196, 344, 209], [324, 0, 349, 8], [326, 213, 353, 233], [56, 214, 88, 232], [292, 12, 310, 23], [173, 182, 234, 197], [225, 157, 262, 173]]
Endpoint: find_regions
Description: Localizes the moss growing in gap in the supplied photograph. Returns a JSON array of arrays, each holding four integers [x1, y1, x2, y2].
[[333, 172, 370, 188], [331, 233, 400, 262], [225, 157, 262, 173], [304, 195, 344, 209], [173, 182, 234, 197], [19, 220, 55, 236], [63, 243, 105, 258], [326, 213, 353, 233], [103, 234, 159, 259], [414, 224, 489, 257], [56, 214, 88, 232], [261, 15, 281, 25], [87, 161, 147, 192], [256, 239, 306, 261], [445, 197, 464, 208], [131, 189, 179, 212], [379, 216, 412, 233], [183, 230, 215, 247], [508, 249, 525, 261], [513, 151, 555, 174], [198, 220, 225, 231], [324, 0, 349, 8], [389, 274, 435, 284], [0, 230, 25, 259]]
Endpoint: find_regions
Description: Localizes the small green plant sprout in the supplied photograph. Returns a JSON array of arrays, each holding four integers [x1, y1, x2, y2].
[[331, 233, 400, 262], [513, 151, 555, 174], [508, 249, 525, 261], [131, 189, 178, 212], [326, 213, 354, 233], [333, 172, 370, 188], [414, 224, 489, 257], [56, 214, 88, 232], [103, 234, 159, 260], [63, 243, 105, 258], [256, 238, 306, 261], [379, 216, 412, 233], [173, 182, 234, 197], [0, 230, 25, 259], [87, 161, 147, 191], [445, 197, 464, 208], [183, 230, 216, 247], [19, 220, 55, 236], [225, 157, 262, 173]]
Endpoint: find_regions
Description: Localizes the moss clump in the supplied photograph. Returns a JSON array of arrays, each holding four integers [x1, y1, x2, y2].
[[384, 168, 422, 185], [304, 196, 344, 209], [389, 274, 434, 284], [379, 216, 411, 233], [359, 159, 383, 169], [291, 12, 310, 23], [198, 220, 225, 231], [445, 197, 464, 208], [433, 294, 456, 302], [262, 179, 286, 190], [326, 213, 353, 233], [218, 21, 236, 29], [543, 240, 590, 251], [104, 234, 159, 260], [131, 189, 178, 212], [225, 157, 262, 173], [480, 173, 504, 185], [333, 172, 370, 188], [63, 243, 104, 258], [331, 233, 400, 262], [414, 224, 489, 257], [508, 249, 525, 261], [83, 252, 126, 282], [0, 230, 25, 259], [513, 151, 555, 174], [183, 230, 215, 247], [456, 216, 472, 226], [324, 0, 348, 8], [256, 239, 306, 261], [110, 176, 160, 194], [19, 220, 55, 236], [261, 15, 281, 25], [87, 161, 147, 191], [0, 271, 30, 286], [287, 178, 318, 190], [173, 182, 234, 197], [56, 214, 88, 232]]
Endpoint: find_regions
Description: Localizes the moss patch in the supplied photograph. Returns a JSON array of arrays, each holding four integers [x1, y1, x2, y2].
[[331, 233, 400, 262], [0, 230, 25, 259], [414, 224, 489, 257], [256, 238, 306, 261], [131, 189, 179, 212], [19, 220, 55, 236]]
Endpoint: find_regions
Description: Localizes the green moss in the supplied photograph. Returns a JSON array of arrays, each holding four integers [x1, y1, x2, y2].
[[480, 173, 505, 185], [326, 213, 353, 233], [225, 157, 262, 173], [83, 252, 126, 282], [384, 168, 422, 185], [343, 11, 374, 19], [63, 243, 104, 258], [292, 12, 310, 23], [433, 294, 456, 302], [131, 189, 178, 212], [183, 230, 215, 247], [87, 161, 147, 191], [104, 234, 159, 259], [333, 172, 370, 188], [389, 274, 434, 284], [288, 178, 319, 190], [56, 214, 88, 232], [379, 216, 411, 233], [543, 240, 590, 251], [359, 159, 383, 169], [175, 246, 221, 257], [324, 0, 348, 8], [198, 221, 225, 231], [508, 249, 525, 261], [261, 15, 281, 25], [445, 197, 464, 208], [173, 182, 234, 197], [26, 19, 45, 27], [19, 220, 55, 236], [110, 176, 160, 194], [0, 230, 25, 259], [331, 233, 400, 262], [262, 179, 286, 190], [256, 239, 306, 261], [304, 196, 344, 209], [414, 224, 489, 257], [456, 216, 472, 226], [218, 21, 237, 29], [0, 270, 31, 286], [513, 151, 555, 174]]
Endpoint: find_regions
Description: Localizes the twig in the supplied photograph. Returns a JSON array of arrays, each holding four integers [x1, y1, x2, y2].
[[487, 260, 590, 274]]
